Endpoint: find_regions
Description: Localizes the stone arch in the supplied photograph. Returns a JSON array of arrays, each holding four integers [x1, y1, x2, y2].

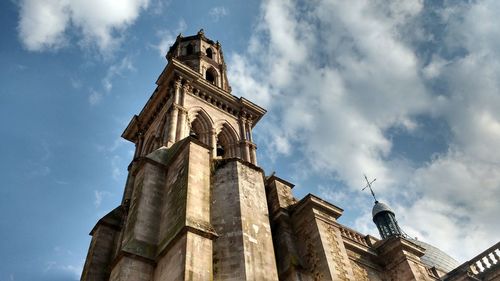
[[206, 47, 213, 59], [142, 135, 159, 155], [205, 67, 218, 85], [187, 107, 214, 146], [214, 121, 239, 158], [186, 43, 194, 55]]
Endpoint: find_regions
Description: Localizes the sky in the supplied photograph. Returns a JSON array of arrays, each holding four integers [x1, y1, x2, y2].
[[1, 0, 499, 280]]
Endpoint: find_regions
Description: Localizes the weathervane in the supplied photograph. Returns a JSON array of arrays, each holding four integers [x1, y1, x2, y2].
[[362, 174, 377, 202]]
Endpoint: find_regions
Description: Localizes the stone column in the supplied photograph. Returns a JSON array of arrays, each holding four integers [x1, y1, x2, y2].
[[176, 107, 187, 141], [210, 128, 217, 158], [174, 78, 182, 104], [239, 115, 250, 162], [166, 80, 182, 147], [134, 132, 144, 158], [245, 120, 258, 164], [240, 141, 250, 162], [250, 143, 257, 165], [247, 119, 254, 142], [238, 115, 247, 141], [175, 83, 189, 141], [166, 107, 178, 147]]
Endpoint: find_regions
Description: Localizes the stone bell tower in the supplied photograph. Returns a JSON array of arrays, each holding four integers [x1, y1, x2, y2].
[[80, 30, 278, 281]]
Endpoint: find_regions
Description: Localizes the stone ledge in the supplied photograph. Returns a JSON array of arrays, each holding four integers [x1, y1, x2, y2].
[[292, 193, 344, 220]]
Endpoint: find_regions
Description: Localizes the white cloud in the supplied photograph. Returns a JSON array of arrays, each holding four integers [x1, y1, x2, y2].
[[88, 56, 135, 105], [94, 190, 111, 208], [43, 260, 82, 279], [18, 0, 70, 51], [111, 155, 123, 180], [230, 0, 500, 262], [102, 56, 135, 92], [18, 0, 149, 53], [88, 89, 103, 105], [209, 6, 228, 21], [231, 0, 429, 189]]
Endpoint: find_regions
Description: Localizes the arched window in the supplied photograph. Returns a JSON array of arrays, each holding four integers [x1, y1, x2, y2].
[[188, 108, 213, 147], [186, 44, 194, 55], [206, 68, 217, 84], [206, 48, 213, 59], [215, 122, 238, 159]]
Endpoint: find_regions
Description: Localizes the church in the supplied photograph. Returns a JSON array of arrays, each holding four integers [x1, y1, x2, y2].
[[80, 30, 500, 281]]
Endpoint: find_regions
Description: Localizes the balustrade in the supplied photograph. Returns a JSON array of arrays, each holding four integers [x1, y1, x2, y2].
[[339, 226, 369, 247], [446, 241, 500, 280]]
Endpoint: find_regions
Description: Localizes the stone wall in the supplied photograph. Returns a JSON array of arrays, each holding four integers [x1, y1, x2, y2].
[[81, 224, 119, 281], [211, 159, 279, 281]]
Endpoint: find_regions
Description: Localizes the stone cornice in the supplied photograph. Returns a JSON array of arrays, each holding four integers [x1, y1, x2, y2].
[[266, 174, 296, 189], [292, 193, 344, 220], [122, 58, 266, 143], [374, 236, 426, 263]]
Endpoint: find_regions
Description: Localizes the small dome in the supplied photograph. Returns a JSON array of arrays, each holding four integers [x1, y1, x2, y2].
[[409, 238, 460, 273], [372, 201, 394, 217]]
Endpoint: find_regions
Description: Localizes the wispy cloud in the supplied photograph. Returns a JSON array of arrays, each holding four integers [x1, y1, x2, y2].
[[70, 77, 82, 89], [101, 56, 135, 92], [94, 137, 128, 182], [111, 155, 124, 181], [88, 89, 102, 105], [43, 260, 82, 280], [151, 19, 187, 57], [94, 190, 112, 208], [209, 6, 229, 21], [88, 56, 135, 105], [26, 141, 52, 177]]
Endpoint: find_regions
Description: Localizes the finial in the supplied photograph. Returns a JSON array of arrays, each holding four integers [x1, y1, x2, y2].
[[362, 174, 377, 202], [198, 28, 205, 35]]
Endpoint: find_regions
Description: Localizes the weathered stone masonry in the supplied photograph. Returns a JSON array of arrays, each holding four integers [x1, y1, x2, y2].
[[81, 30, 500, 281]]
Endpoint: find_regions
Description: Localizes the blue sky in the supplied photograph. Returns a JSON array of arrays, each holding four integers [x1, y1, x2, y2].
[[2, 0, 500, 280]]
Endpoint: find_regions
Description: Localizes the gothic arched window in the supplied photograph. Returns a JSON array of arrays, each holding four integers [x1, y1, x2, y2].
[[186, 44, 194, 55], [188, 109, 213, 147], [206, 68, 217, 85], [206, 48, 213, 59], [215, 122, 238, 159]]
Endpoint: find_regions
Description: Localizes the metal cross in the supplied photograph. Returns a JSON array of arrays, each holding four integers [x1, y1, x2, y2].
[[362, 174, 377, 202]]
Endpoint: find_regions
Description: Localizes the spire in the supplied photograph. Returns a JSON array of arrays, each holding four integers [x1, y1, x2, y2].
[[372, 201, 403, 239], [362, 174, 377, 202], [361, 174, 403, 239]]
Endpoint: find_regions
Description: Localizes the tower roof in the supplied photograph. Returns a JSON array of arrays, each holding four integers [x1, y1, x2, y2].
[[372, 201, 394, 217]]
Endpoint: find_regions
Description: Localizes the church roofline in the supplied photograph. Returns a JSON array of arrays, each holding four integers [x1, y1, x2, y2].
[[89, 205, 125, 235], [374, 236, 426, 258], [292, 193, 344, 219], [166, 29, 217, 60], [121, 115, 139, 142], [266, 174, 295, 189]]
